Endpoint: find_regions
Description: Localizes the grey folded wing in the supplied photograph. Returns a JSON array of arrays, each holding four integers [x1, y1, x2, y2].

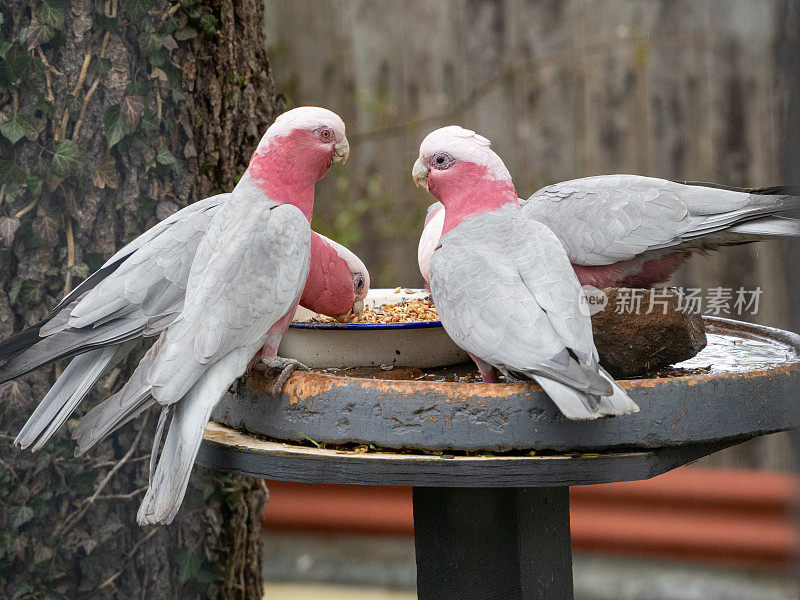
[[429, 207, 609, 395], [147, 200, 312, 405], [522, 175, 798, 266]]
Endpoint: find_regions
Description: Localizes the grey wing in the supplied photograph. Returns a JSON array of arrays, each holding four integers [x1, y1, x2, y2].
[[51, 194, 229, 315], [0, 195, 226, 384], [430, 215, 608, 395], [62, 194, 228, 331], [523, 175, 799, 265], [523, 175, 690, 265], [147, 201, 311, 405]]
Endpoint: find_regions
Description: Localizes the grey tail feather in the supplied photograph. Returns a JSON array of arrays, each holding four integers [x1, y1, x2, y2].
[[15, 346, 120, 452], [595, 368, 639, 416], [677, 181, 800, 196], [726, 216, 800, 237], [149, 406, 171, 488], [72, 342, 158, 456], [531, 374, 600, 420], [137, 358, 232, 526]]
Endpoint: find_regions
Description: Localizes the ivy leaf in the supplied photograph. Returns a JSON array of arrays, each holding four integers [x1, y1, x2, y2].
[[103, 105, 129, 148], [177, 550, 201, 584], [156, 148, 177, 169], [34, 96, 50, 116], [26, 176, 43, 197], [65, 94, 80, 113], [162, 34, 178, 52], [24, 19, 54, 50], [9, 505, 34, 530], [95, 14, 117, 31], [51, 140, 83, 177], [121, 95, 144, 130], [40, 0, 66, 30], [156, 200, 178, 221], [6, 50, 44, 83], [20, 280, 42, 304], [7, 277, 21, 304], [148, 49, 167, 67], [10, 585, 34, 600], [94, 57, 111, 78], [0, 41, 11, 59], [32, 214, 59, 244], [0, 216, 20, 246], [0, 160, 26, 184], [140, 32, 162, 53], [92, 154, 118, 189], [68, 262, 89, 279], [198, 14, 218, 36], [124, 0, 155, 19], [85, 252, 105, 272], [33, 543, 53, 564], [174, 27, 197, 41], [17, 222, 43, 248], [1, 114, 35, 145]]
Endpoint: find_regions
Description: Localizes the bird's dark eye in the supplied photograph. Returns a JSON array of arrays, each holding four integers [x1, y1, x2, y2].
[[431, 152, 454, 170], [355, 275, 365, 290], [317, 127, 333, 141]]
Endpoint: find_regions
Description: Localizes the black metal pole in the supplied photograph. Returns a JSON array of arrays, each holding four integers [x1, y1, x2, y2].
[[412, 487, 574, 600]]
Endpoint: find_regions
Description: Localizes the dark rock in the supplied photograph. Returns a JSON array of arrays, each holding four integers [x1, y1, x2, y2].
[[589, 288, 706, 378]]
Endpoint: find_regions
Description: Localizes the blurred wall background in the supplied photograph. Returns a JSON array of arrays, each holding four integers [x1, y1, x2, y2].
[[264, 0, 796, 470]]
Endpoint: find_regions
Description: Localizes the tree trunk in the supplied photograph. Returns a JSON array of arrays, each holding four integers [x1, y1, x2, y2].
[[0, 0, 279, 597]]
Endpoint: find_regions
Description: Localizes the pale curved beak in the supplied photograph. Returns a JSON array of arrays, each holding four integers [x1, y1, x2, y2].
[[412, 158, 429, 189], [352, 298, 365, 317], [332, 137, 350, 164]]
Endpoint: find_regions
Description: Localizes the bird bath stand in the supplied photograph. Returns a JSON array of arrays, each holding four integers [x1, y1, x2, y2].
[[198, 317, 800, 600]]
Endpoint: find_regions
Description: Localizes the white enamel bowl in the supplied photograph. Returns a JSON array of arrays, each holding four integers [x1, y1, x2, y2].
[[277, 288, 469, 368]]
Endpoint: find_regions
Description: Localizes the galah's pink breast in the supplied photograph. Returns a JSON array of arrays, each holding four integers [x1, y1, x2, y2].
[[572, 251, 691, 289]]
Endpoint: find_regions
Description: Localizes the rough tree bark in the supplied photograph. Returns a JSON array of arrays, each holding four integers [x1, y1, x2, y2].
[[0, 0, 280, 597]]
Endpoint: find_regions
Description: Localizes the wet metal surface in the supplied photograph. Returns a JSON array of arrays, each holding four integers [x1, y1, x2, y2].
[[211, 318, 800, 452]]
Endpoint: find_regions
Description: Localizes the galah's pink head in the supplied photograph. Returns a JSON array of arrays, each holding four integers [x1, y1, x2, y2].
[[243, 107, 349, 219], [411, 126, 518, 234], [301, 233, 370, 318]]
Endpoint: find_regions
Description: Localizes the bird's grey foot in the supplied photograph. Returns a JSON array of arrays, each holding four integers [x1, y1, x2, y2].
[[257, 357, 310, 396]]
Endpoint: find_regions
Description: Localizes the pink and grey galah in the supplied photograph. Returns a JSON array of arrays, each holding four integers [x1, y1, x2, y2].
[[1, 106, 353, 525], [412, 126, 639, 421], [418, 159, 800, 289]]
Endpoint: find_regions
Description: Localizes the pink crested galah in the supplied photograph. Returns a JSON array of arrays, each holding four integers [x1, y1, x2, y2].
[[419, 169, 799, 290], [412, 126, 639, 421], [3, 165, 367, 457], [4, 106, 350, 524], [301, 233, 369, 316]]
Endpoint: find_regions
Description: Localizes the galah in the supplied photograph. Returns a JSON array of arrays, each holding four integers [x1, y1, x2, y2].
[[419, 173, 799, 289], [412, 126, 639, 420], [301, 233, 370, 317], [2, 186, 367, 455], [4, 106, 350, 524]]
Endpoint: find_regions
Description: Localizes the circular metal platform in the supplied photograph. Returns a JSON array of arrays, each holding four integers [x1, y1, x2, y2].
[[211, 318, 800, 452], [198, 422, 739, 487]]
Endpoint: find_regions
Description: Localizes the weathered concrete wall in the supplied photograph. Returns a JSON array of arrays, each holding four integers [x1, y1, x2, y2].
[[264, 0, 796, 470]]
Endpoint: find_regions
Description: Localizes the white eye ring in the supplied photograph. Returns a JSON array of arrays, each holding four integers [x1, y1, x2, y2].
[[431, 152, 454, 170]]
